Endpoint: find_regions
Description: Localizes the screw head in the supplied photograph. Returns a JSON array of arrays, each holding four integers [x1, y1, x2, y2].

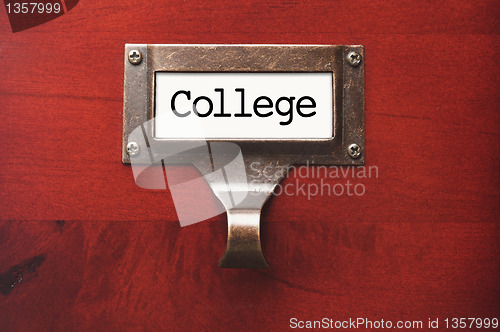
[[348, 143, 361, 159], [128, 50, 142, 65], [127, 142, 140, 157], [346, 51, 361, 67]]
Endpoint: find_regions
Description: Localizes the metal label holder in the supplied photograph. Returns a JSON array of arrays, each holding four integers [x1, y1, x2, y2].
[[122, 44, 365, 268]]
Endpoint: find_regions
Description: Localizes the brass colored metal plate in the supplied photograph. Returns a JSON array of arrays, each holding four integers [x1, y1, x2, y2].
[[122, 44, 364, 165]]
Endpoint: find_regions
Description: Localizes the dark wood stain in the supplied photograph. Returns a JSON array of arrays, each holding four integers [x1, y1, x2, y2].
[[0, 255, 46, 296]]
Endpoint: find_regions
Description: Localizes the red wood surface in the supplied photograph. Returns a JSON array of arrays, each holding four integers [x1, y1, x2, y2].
[[0, 0, 499, 330]]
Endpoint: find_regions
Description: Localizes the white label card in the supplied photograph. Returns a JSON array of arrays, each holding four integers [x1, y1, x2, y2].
[[154, 72, 333, 139]]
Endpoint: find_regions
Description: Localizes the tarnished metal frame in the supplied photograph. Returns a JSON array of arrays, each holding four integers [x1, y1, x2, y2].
[[122, 44, 364, 269], [122, 44, 364, 165]]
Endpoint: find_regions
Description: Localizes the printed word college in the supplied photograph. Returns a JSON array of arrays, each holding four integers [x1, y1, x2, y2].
[[170, 88, 317, 126]]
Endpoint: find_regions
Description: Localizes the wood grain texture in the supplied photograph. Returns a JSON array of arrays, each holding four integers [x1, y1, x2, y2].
[[0, 0, 499, 330]]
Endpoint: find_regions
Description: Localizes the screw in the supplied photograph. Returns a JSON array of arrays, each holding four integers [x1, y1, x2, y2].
[[128, 50, 142, 65], [127, 142, 140, 156], [348, 143, 361, 159], [346, 51, 361, 67]]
